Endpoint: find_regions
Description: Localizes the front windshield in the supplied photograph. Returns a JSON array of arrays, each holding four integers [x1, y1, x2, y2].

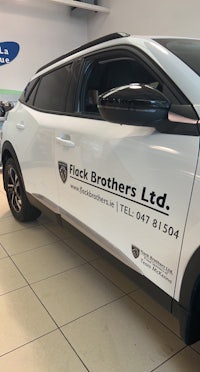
[[155, 38, 200, 77]]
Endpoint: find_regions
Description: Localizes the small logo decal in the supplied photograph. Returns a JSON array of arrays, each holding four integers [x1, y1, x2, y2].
[[131, 245, 140, 259], [58, 162, 68, 183]]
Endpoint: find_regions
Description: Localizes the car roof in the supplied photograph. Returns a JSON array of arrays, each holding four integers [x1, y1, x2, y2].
[[35, 33, 200, 76], [36, 32, 130, 73]]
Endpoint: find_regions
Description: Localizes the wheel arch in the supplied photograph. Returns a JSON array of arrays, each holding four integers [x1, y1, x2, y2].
[[2, 141, 23, 187], [2, 143, 41, 222], [177, 245, 200, 344]]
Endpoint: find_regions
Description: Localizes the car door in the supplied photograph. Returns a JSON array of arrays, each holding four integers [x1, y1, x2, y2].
[[55, 50, 199, 297], [17, 63, 73, 211]]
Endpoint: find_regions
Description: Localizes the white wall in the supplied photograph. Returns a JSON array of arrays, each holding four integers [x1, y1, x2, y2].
[[0, 0, 87, 98], [3, 0, 200, 100], [88, 0, 200, 40]]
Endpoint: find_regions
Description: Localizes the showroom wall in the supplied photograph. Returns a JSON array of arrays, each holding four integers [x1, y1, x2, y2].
[[1, 0, 200, 102], [88, 0, 200, 40], [0, 0, 88, 101]]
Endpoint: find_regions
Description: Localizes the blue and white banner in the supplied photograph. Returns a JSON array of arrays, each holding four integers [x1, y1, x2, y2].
[[0, 42, 20, 66]]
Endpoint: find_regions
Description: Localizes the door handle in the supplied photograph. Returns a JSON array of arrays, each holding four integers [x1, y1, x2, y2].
[[56, 136, 75, 148], [16, 121, 25, 130]]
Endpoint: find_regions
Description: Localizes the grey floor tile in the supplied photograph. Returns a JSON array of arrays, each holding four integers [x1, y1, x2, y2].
[[62, 296, 184, 372], [154, 347, 200, 371], [191, 339, 200, 354], [43, 222, 75, 241], [130, 289, 180, 336], [0, 257, 27, 295], [66, 235, 100, 261], [0, 216, 27, 235], [32, 263, 123, 326], [0, 196, 12, 219], [0, 225, 59, 255], [0, 243, 7, 258], [12, 240, 85, 283], [91, 256, 138, 293], [0, 330, 87, 372], [0, 286, 56, 356]]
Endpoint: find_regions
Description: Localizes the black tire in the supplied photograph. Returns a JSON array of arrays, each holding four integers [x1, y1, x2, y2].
[[4, 158, 41, 222]]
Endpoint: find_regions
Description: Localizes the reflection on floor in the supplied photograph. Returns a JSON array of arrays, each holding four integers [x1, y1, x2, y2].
[[0, 172, 200, 371]]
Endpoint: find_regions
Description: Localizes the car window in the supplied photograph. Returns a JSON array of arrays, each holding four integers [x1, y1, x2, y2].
[[25, 79, 40, 106], [80, 57, 161, 116], [33, 64, 72, 113], [20, 78, 39, 104]]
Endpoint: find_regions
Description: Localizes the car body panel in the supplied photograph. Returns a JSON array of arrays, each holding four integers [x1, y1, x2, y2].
[[54, 114, 199, 297]]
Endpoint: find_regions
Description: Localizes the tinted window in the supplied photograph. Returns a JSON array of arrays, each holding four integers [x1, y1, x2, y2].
[[26, 80, 40, 106], [34, 64, 72, 112], [155, 39, 200, 76], [81, 58, 159, 115], [20, 78, 39, 104]]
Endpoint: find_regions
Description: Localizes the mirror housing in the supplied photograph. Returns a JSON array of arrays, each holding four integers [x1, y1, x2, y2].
[[98, 84, 170, 126]]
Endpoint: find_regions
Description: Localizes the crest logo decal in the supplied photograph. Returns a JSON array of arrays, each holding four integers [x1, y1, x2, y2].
[[131, 245, 140, 259], [58, 162, 68, 183]]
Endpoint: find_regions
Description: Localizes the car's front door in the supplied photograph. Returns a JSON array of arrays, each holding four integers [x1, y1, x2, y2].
[[55, 52, 199, 297]]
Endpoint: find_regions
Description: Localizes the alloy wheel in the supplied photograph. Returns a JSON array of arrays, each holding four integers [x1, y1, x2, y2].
[[7, 166, 22, 213]]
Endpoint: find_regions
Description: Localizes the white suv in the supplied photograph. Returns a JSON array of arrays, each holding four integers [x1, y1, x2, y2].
[[2, 33, 200, 344]]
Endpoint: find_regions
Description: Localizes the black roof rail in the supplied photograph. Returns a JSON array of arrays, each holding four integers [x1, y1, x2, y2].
[[36, 32, 130, 73]]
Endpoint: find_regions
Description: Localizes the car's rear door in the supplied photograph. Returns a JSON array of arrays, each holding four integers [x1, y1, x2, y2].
[[16, 63, 74, 212]]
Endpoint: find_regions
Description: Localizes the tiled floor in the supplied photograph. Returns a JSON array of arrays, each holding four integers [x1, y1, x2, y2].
[[1, 172, 200, 371]]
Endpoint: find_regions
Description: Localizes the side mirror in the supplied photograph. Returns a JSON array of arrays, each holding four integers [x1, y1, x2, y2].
[[98, 84, 170, 126]]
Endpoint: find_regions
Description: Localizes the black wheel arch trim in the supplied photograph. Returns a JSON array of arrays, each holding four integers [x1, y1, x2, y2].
[[173, 245, 200, 344], [2, 141, 24, 188]]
